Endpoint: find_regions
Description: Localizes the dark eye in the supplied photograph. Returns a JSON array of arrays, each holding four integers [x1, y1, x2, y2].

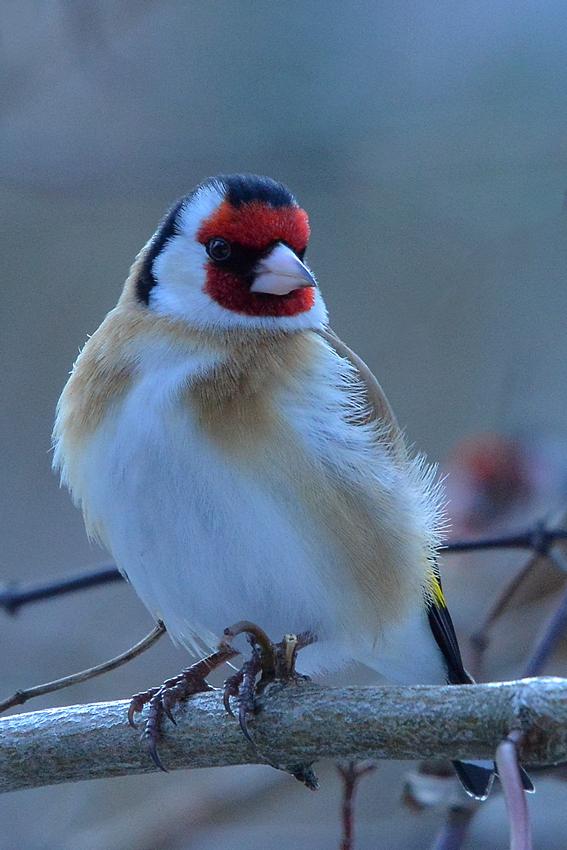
[[206, 238, 231, 262]]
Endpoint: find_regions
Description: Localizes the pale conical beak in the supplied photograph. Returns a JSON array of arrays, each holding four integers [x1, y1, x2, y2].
[[250, 242, 316, 295]]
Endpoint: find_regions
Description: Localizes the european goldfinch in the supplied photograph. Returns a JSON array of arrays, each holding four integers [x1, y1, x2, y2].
[[53, 174, 493, 798]]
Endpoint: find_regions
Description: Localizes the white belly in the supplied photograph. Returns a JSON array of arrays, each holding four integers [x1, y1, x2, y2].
[[86, 409, 350, 654], [72, 357, 446, 684]]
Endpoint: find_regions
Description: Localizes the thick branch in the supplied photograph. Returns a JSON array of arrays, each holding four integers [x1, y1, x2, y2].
[[1, 677, 567, 794]]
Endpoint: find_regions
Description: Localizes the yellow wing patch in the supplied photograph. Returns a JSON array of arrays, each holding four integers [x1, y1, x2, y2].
[[427, 567, 447, 609]]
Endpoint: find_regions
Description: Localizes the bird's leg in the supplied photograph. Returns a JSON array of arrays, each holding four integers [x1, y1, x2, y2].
[[128, 644, 239, 771], [220, 621, 317, 742], [222, 635, 264, 742]]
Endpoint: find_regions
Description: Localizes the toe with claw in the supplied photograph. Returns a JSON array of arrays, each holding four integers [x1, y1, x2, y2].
[[220, 621, 317, 744], [128, 645, 239, 770]]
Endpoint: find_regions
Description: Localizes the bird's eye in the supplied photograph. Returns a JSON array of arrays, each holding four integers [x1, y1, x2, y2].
[[206, 238, 231, 262]]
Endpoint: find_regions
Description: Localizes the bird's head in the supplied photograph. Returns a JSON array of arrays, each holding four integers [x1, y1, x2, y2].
[[129, 174, 328, 332]]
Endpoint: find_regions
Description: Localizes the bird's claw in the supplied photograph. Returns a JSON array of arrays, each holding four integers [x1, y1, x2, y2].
[[220, 624, 317, 744], [128, 688, 160, 728], [127, 645, 239, 768], [219, 624, 320, 789]]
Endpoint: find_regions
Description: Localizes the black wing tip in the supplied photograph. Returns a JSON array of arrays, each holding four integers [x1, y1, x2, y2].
[[453, 761, 535, 801], [453, 760, 495, 801], [427, 598, 470, 685], [453, 760, 535, 800], [519, 766, 535, 793]]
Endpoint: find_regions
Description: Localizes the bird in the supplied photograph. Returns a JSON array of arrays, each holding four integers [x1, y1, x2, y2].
[[53, 173, 494, 799]]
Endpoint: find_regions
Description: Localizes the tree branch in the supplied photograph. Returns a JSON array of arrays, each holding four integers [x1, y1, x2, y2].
[[2, 677, 567, 794]]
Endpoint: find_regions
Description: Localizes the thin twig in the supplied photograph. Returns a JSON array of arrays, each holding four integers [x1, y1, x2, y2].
[[429, 806, 475, 850], [442, 525, 567, 555], [0, 566, 123, 615], [522, 547, 567, 677], [0, 622, 166, 714], [469, 552, 543, 680], [495, 731, 532, 850], [523, 581, 567, 677], [337, 760, 376, 850]]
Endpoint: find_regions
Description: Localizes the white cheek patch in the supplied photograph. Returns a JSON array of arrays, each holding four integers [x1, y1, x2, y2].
[[150, 181, 225, 300], [149, 182, 223, 321]]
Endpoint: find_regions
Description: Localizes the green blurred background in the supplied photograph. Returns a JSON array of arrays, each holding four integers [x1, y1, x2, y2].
[[2, 2, 567, 847]]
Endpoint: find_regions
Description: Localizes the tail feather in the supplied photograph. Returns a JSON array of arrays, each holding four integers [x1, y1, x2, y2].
[[426, 566, 534, 799]]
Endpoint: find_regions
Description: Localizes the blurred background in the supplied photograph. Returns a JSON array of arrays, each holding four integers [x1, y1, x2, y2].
[[2, 1, 567, 847]]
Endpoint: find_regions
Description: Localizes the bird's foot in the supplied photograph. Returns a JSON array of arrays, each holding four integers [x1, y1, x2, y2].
[[219, 620, 317, 744], [220, 621, 319, 789], [128, 621, 317, 777], [128, 644, 239, 771]]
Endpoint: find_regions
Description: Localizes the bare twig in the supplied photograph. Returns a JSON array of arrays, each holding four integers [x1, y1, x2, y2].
[[337, 760, 376, 850], [495, 731, 532, 850], [429, 806, 475, 850], [523, 582, 567, 677], [0, 565, 123, 615], [1, 677, 567, 794], [0, 623, 166, 715], [442, 524, 567, 555]]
